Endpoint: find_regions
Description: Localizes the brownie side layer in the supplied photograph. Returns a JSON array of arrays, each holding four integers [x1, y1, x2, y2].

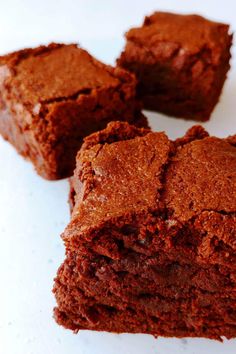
[[117, 12, 232, 121], [0, 43, 147, 179], [53, 122, 236, 339]]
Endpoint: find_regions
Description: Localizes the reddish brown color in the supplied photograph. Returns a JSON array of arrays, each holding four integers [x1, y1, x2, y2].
[[0, 43, 147, 179], [53, 121, 236, 340], [117, 12, 232, 121]]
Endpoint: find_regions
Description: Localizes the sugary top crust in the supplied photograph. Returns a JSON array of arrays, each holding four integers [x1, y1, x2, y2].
[[67, 122, 236, 237], [126, 12, 231, 59], [72, 128, 171, 233], [0, 43, 131, 106], [164, 136, 236, 221]]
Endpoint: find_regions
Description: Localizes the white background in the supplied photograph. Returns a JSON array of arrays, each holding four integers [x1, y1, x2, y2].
[[0, 1, 235, 353]]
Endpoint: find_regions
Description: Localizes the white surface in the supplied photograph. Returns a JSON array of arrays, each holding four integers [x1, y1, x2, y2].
[[0, 1, 235, 353]]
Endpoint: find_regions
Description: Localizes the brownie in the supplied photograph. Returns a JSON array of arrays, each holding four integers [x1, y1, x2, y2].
[[53, 121, 236, 340], [117, 12, 232, 121], [0, 43, 147, 179]]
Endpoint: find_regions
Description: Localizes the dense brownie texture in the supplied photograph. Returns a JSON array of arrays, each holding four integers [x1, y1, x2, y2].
[[117, 12, 232, 121], [0, 43, 147, 179], [53, 121, 236, 340]]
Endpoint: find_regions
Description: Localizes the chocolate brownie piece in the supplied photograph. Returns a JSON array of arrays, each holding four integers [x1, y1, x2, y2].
[[0, 43, 147, 179], [117, 12, 232, 121], [53, 121, 236, 340]]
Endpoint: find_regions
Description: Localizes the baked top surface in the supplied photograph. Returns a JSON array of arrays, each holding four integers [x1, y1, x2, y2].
[[0, 43, 120, 105], [68, 122, 236, 238], [164, 137, 236, 221], [72, 129, 171, 232], [126, 12, 230, 56]]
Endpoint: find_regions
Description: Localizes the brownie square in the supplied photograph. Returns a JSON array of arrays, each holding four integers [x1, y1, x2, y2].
[[0, 43, 147, 179], [117, 12, 232, 121], [53, 121, 236, 339]]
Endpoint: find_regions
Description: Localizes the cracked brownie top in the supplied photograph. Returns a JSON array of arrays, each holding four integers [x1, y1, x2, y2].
[[66, 121, 236, 241], [0, 43, 128, 107]]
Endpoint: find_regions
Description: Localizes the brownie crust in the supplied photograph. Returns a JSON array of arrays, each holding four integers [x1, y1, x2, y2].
[[117, 12, 232, 121], [0, 43, 147, 179], [53, 121, 236, 340]]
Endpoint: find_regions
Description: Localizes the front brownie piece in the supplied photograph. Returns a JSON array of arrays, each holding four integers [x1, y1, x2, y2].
[[117, 12, 232, 121], [0, 43, 147, 179], [53, 121, 236, 340]]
